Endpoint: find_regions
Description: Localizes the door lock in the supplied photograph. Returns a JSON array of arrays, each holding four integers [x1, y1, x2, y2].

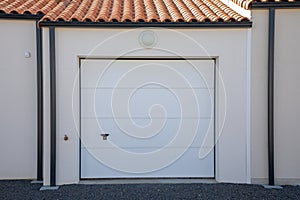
[[100, 133, 110, 140]]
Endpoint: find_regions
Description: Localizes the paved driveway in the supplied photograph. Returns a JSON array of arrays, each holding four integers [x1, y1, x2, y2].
[[0, 180, 300, 200]]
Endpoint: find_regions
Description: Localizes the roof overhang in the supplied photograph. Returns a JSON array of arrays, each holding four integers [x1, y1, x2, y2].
[[251, 1, 300, 9], [0, 13, 42, 20], [39, 21, 252, 28]]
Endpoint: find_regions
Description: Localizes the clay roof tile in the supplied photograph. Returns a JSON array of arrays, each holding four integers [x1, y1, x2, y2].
[[134, 0, 146, 22], [41, 0, 69, 21], [0, 0, 251, 23], [230, 0, 297, 10], [109, 0, 123, 22], [70, 0, 92, 21], [121, 0, 133, 22], [96, 0, 112, 22], [56, 0, 81, 21], [153, 0, 173, 22], [27, 0, 49, 15], [162, 0, 185, 22], [83, 0, 103, 22], [144, 0, 159, 22]]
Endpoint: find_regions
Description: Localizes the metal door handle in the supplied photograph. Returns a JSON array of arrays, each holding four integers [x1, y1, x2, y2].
[[100, 133, 110, 140]]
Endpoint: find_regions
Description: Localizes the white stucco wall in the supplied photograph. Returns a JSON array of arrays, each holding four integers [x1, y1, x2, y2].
[[251, 9, 300, 185], [250, 10, 269, 184], [274, 9, 300, 184], [42, 27, 250, 185], [0, 20, 37, 179]]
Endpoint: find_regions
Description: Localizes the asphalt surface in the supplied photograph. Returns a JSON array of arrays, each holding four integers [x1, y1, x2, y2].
[[0, 180, 300, 200]]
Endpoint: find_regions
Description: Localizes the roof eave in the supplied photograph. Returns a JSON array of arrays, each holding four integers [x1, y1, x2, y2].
[[39, 21, 252, 28], [251, 2, 300, 9], [0, 13, 43, 20]]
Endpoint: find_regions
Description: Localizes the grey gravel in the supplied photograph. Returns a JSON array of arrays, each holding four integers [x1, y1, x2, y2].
[[1, 180, 300, 200]]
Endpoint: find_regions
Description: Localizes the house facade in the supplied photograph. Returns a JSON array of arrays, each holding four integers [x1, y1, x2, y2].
[[0, 0, 299, 186]]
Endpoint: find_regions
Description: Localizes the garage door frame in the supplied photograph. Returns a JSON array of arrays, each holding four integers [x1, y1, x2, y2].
[[79, 57, 216, 179]]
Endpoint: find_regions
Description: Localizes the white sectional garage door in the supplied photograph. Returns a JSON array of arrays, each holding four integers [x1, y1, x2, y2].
[[80, 59, 215, 178]]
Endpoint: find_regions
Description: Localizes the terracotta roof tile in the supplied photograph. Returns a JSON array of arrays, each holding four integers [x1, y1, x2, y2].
[[83, 0, 102, 21], [163, 0, 185, 22], [153, 0, 172, 22], [57, 0, 81, 21], [183, 0, 209, 22], [144, 0, 159, 22], [173, 0, 197, 22], [134, 0, 147, 22], [42, 0, 250, 22], [27, 0, 50, 14], [122, 0, 134, 22], [193, 0, 220, 22], [13, 0, 36, 14], [70, 0, 92, 21], [0, 0, 58, 15], [109, 0, 123, 22], [39, 0, 59, 15], [230, 0, 298, 10], [0, 0, 250, 23], [1, 1, 24, 14], [42, 1, 70, 21], [0, 0, 14, 8], [96, 0, 113, 22]]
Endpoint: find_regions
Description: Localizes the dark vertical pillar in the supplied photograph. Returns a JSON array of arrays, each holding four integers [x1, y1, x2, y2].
[[49, 27, 56, 186], [268, 8, 275, 186], [36, 20, 43, 181]]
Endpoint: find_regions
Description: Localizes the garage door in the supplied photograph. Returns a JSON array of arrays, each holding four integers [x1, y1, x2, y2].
[[80, 58, 215, 178]]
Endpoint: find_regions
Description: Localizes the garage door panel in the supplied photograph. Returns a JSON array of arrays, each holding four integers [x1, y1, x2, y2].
[[81, 147, 214, 178], [80, 59, 215, 179], [81, 118, 214, 149], [81, 60, 214, 89], [81, 88, 214, 118]]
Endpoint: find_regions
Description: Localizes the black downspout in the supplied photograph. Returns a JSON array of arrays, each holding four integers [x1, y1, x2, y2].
[[36, 20, 43, 181], [268, 8, 275, 186], [49, 27, 56, 187]]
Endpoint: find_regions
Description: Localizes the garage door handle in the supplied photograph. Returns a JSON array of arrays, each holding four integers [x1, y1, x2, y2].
[[100, 133, 110, 140]]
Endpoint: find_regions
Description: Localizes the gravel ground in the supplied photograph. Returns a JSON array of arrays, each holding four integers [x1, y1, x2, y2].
[[0, 180, 300, 200]]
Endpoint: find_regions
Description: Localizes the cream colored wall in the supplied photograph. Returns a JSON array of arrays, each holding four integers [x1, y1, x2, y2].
[[250, 10, 269, 184], [0, 20, 37, 179], [274, 9, 300, 184], [42, 28, 51, 185], [42, 27, 251, 185], [251, 9, 300, 185]]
